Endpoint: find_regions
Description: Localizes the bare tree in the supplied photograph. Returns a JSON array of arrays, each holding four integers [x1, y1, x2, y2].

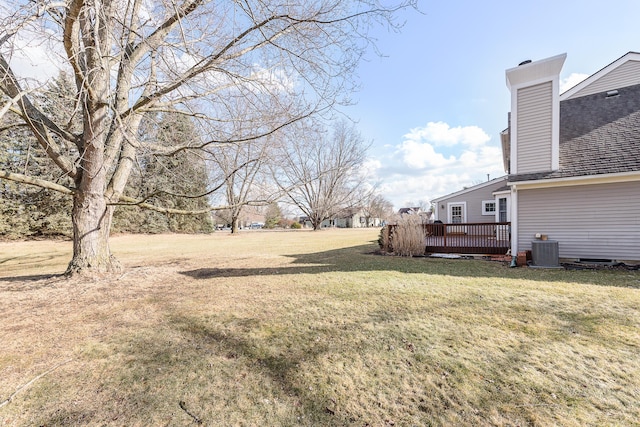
[[362, 193, 394, 226], [275, 119, 368, 230], [208, 104, 275, 234], [209, 140, 272, 234], [0, 0, 415, 274]]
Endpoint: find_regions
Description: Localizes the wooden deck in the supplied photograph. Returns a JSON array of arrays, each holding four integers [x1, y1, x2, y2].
[[387, 222, 511, 255], [425, 234, 510, 255], [424, 222, 511, 255]]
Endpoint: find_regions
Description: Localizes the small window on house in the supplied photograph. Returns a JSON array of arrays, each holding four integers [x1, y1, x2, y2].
[[451, 205, 464, 223], [482, 200, 496, 215], [498, 198, 507, 222]]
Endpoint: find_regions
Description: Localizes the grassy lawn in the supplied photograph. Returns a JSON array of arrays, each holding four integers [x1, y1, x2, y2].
[[1, 229, 639, 426]]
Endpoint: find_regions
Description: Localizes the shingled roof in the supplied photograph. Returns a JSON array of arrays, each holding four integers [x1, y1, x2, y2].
[[509, 82, 640, 182]]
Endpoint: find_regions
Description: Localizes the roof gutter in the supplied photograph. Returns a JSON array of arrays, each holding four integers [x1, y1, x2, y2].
[[508, 170, 640, 190]]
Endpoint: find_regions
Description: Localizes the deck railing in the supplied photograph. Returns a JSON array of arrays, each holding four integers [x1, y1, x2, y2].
[[424, 222, 511, 255], [387, 222, 511, 255]]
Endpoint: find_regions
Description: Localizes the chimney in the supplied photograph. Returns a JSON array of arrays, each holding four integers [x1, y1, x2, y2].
[[505, 54, 566, 175]]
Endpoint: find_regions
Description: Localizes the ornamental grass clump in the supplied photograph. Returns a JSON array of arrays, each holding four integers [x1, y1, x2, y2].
[[391, 214, 425, 256], [378, 226, 391, 252]]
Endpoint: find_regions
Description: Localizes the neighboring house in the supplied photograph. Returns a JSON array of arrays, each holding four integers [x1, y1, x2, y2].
[[334, 208, 382, 228], [502, 52, 640, 262], [398, 207, 422, 216], [299, 216, 333, 228], [398, 207, 433, 222], [299, 211, 382, 228], [432, 176, 510, 225]]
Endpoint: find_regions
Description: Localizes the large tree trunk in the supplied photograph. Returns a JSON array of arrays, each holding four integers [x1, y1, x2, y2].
[[66, 191, 121, 275], [66, 87, 122, 274], [231, 217, 240, 234]]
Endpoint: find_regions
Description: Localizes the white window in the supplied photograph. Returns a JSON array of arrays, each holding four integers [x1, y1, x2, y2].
[[498, 198, 508, 222], [448, 202, 466, 224], [482, 200, 496, 216]]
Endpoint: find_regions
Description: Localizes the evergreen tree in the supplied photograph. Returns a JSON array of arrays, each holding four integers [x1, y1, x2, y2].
[[1, 77, 213, 238], [112, 112, 213, 234], [264, 202, 282, 229], [0, 73, 77, 238]]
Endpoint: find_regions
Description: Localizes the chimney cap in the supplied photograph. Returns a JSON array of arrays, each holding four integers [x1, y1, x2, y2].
[[506, 53, 567, 89]]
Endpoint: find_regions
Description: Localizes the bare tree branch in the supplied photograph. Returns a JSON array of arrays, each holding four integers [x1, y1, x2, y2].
[[0, 170, 74, 194], [0, 169, 260, 215], [0, 56, 78, 178]]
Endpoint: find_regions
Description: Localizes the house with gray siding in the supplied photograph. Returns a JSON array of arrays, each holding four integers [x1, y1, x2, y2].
[[503, 52, 640, 263], [432, 176, 510, 225]]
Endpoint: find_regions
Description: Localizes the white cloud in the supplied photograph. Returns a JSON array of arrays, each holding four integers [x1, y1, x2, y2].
[[249, 65, 297, 93], [370, 121, 505, 210], [396, 122, 492, 170], [359, 158, 382, 179], [397, 139, 455, 169], [560, 73, 589, 93], [6, 31, 66, 84], [403, 121, 491, 148]]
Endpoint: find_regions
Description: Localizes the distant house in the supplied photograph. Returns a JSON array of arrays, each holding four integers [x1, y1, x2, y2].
[[398, 207, 421, 216], [503, 52, 640, 262], [299, 210, 382, 229], [299, 216, 329, 228], [334, 208, 372, 228]]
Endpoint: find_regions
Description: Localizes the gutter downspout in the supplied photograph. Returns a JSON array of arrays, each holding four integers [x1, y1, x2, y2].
[[510, 184, 518, 259]]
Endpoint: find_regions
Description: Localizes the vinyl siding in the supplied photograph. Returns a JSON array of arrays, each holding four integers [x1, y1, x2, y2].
[[567, 60, 640, 99], [435, 179, 508, 224], [517, 181, 640, 260], [516, 82, 553, 173]]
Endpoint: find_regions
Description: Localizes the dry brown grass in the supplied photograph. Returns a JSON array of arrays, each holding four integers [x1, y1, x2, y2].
[[1, 229, 639, 426]]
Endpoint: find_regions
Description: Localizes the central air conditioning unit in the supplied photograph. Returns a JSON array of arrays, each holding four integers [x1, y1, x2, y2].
[[531, 240, 560, 268]]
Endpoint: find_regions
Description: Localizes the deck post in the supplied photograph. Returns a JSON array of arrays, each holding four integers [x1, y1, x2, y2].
[[443, 224, 447, 251]]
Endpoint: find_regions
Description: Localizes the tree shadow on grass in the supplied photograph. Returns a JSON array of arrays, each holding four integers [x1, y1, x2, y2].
[[180, 243, 639, 289], [168, 314, 356, 425], [0, 253, 67, 284], [0, 274, 66, 290], [36, 313, 369, 426], [0, 273, 61, 281]]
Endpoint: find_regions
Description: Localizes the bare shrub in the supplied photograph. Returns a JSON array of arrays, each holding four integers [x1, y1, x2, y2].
[[391, 215, 425, 256]]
